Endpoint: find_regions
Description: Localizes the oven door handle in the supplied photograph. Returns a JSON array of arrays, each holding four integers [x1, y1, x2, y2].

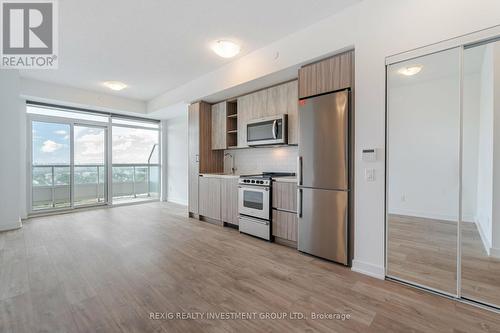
[[238, 185, 269, 191], [240, 216, 269, 225]]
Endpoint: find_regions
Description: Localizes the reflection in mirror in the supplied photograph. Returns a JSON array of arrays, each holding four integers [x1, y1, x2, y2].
[[387, 48, 460, 295], [461, 41, 500, 307]]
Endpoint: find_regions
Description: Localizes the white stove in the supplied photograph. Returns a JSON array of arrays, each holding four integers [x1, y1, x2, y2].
[[238, 172, 295, 240]]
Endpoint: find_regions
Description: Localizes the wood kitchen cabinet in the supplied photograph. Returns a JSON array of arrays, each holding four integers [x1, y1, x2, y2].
[[266, 83, 287, 117], [199, 176, 221, 220], [272, 181, 297, 212], [188, 101, 224, 216], [198, 176, 238, 226], [237, 89, 267, 147], [272, 210, 298, 242], [236, 80, 298, 147], [298, 50, 353, 99], [272, 181, 298, 244], [211, 102, 226, 150], [286, 81, 298, 145], [236, 94, 251, 147], [221, 178, 239, 225]]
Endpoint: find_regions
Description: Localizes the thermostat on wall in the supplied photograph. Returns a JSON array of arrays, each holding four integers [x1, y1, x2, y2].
[[362, 149, 377, 162]]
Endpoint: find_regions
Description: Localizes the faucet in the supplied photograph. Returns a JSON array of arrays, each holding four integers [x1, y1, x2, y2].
[[224, 152, 236, 174]]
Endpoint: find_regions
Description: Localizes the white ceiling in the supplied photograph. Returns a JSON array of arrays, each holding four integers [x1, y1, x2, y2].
[[21, 0, 360, 101]]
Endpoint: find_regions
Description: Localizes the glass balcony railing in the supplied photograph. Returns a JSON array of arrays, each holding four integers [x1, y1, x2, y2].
[[32, 164, 160, 210]]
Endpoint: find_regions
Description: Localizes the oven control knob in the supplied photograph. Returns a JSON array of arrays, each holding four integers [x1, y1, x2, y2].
[[251, 180, 255, 183]]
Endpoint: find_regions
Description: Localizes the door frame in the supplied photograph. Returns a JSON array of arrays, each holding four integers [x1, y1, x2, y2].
[[72, 123, 109, 209], [27, 114, 111, 214], [384, 25, 500, 311]]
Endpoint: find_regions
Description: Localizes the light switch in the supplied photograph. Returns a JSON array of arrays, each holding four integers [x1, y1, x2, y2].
[[365, 168, 375, 182]]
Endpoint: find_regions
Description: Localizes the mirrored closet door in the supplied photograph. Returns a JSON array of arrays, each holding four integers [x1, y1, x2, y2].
[[386, 48, 461, 296], [461, 40, 500, 308], [387, 40, 500, 310]]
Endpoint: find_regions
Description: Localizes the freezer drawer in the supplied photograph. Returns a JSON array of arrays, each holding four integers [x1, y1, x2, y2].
[[298, 187, 348, 264]]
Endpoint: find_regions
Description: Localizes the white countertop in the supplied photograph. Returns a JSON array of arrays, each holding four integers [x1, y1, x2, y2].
[[199, 173, 240, 179], [272, 176, 297, 183], [200, 174, 297, 182]]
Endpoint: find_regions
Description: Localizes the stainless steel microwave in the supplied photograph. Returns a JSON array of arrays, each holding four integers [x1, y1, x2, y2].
[[246, 114, 288, 146]]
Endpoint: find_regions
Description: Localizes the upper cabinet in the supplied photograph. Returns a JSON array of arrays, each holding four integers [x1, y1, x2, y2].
[[211, 102, 226, 150], [236, 94, 251, 148], [190, 101, 224, 173], [298, 50, 354, 99], [236, 80, 298, 147], [286, 80, 298, 145], [212, 101, 238, 150]]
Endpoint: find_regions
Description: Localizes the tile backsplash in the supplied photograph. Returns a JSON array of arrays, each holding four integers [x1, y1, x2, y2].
[[224, 146, 298, 175]]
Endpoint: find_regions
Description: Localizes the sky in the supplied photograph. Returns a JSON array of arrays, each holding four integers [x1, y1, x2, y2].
[[32, 122, 159, 165]]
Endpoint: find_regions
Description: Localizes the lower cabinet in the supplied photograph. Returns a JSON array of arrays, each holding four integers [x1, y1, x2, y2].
[[272, 209, 298, 242], [272, 180, 298, 244], [199, 176, 238, 225], [221, 178, 239, 225], [199, 176, 221, 220]]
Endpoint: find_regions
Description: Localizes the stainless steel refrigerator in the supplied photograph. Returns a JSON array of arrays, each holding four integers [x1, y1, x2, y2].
[[297, 89, 350, 265]]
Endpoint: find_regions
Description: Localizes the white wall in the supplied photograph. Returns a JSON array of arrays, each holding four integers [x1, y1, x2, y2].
[[224, 146, 298, 175], [21, 78, 147, 116], [163, 114, 189, 205], [147, 0, 500, 278], [0, 71, 22, 231]]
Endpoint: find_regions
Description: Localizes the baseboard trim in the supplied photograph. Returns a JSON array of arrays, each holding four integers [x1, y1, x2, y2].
[[490, 247, 500, 258], [166, 198, 188, 206], [475, 218, 492, 256], [351, 259, 385, 280], [0, 218, 22, 233]]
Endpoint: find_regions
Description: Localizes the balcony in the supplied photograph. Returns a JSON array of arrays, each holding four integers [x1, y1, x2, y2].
[[32, 164, 160, 210]]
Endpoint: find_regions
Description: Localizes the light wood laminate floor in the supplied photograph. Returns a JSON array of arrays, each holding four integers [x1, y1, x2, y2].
[[1, 203, 499, 333], [388, 214, 500, 307]]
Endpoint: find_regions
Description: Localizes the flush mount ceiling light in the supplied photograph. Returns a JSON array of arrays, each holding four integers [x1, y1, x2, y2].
[[103, 81, 127, 91], [211, 40, 241, 58], [397, 65, 423, 76]]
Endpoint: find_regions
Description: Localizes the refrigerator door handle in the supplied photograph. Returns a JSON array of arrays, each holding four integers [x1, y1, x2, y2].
[[297, 156, 302, 186], [297, 188, 303, 218]]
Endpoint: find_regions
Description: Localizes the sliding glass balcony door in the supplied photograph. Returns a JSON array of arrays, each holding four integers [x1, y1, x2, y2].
[[74, 125, 107, 206], [31, 121, 72, 210], [30, 118, 109, 212], [28, 104, 161, 213]]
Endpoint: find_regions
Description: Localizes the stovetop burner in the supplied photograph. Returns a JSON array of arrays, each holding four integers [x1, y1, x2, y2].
[[239, 172, 296, 186], [240, 172, 296, 178]]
